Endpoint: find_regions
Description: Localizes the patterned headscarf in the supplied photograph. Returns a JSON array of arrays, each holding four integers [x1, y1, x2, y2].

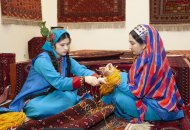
[[42, 29, 68, 58], [128, 24, 184, 122]]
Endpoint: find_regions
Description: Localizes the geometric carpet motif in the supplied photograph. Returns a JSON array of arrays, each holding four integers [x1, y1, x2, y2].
[[150, 0, 190, 24], [150, 0, 190, 30], [1, 0, 42, 25], [58, 0, 125, 23]]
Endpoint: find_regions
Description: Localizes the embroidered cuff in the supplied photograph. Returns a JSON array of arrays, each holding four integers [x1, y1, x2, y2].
[[80, 76, 85, 87], [72, 77, 85, 89], [72, 77, 81, 89]]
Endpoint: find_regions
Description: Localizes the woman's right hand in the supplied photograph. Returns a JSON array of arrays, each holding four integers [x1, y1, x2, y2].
[[84, 76, 100, 86], [98, 77, 107, 84]]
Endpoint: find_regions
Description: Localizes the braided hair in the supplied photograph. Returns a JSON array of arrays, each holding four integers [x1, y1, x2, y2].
[[48, 32, 71, 76]]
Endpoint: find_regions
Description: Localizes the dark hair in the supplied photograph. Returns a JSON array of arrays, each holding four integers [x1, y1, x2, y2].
[[57, 32, 71, 43], [48, 32, 71, 76], [129, 30, 144, 44]]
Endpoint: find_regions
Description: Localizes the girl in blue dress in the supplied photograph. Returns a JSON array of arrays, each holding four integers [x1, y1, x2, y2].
[[0, 29, 105, 119]]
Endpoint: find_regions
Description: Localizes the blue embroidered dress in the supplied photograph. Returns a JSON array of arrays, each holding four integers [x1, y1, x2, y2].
[[0, 52, 95, 119], [0, 29, 96, 119]]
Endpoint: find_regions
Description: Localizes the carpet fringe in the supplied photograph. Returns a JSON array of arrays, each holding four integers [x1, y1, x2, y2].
[[151, 24, 190, 31], [1, 16, 41, 26], [58, 21, 125, 29]]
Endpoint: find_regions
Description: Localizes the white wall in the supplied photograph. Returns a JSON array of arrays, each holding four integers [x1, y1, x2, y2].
[[0, 0, 190, 62], [0, 0, 57, 62]]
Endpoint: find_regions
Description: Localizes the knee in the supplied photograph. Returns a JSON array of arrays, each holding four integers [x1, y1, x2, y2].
[[114, 92, 134, 104], [114, 92, 137, 109], [114, 93, 124, 104], [24, 104, 43, 119]]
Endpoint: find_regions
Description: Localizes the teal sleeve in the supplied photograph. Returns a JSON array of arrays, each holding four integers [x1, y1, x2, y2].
[[118, 72, 136, 98], [102, 72, 131, 105], [70, 58, 95, 76], [34, 57, 74, 91]]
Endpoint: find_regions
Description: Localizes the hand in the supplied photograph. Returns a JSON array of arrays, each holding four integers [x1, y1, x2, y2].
[[98, 77, 107, 84], [99, 63, 115, 76], [84, 76, 100, 86]]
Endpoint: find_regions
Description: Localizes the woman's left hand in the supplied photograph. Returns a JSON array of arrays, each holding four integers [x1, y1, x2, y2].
[[99, 63, 115, 76]]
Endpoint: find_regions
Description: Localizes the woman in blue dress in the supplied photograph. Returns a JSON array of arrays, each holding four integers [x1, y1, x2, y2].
[[100, 24, 185, 123], [0, 29, 105, 119]]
